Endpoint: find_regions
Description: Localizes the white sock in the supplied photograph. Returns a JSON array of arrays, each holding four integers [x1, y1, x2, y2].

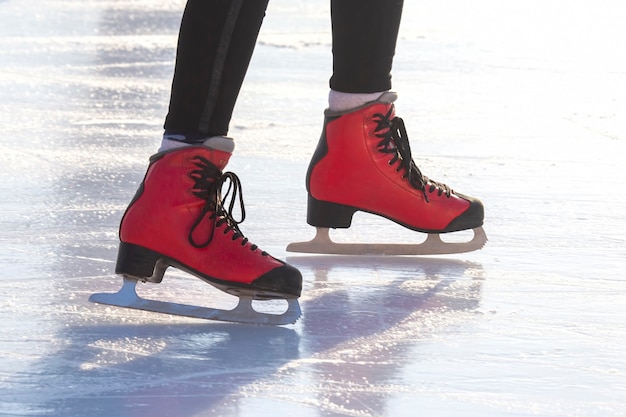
[[328, 90, 388, 112], [158, 134, 235, 154], [158, 134, 191, 152]]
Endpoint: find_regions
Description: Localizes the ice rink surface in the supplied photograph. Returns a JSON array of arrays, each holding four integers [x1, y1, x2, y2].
[[1, 0, 626, 416]]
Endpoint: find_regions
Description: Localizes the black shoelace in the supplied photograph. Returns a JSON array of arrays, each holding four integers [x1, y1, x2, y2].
[[372, 107, 452, 202], [187, 156, 265, 254]]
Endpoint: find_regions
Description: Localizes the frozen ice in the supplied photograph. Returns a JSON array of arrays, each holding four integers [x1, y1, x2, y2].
[[1, 0, 625, 416]]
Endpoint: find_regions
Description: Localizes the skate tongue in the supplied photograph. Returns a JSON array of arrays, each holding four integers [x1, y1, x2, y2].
[[377, 91, 398, 104], [202, 136, 235, 153], [200, 136, 235, 170]]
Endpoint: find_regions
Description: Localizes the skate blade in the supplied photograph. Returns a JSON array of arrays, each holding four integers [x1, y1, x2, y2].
[[88, 278, 301, 326], [286, 227, 487, 256]]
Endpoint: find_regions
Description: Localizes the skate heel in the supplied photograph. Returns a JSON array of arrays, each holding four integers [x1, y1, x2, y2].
[[307, 195, 357, 228], [115, 242, 168, 283]]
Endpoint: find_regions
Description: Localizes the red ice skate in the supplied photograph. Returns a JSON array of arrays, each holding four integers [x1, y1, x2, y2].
[[287, 92, 487, 255], [90, 141, 302, 325]]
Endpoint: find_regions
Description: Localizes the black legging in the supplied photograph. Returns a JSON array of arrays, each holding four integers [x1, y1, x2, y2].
[[164, 0, 403, 138]]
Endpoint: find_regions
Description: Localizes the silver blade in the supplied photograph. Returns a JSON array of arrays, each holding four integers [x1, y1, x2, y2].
[[286, 227, 487, 256], [89, 278, 301, 326]]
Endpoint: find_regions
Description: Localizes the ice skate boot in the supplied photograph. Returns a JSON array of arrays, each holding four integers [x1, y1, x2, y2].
[[287, 92, 486, 255], [90, 140, 302, 325]]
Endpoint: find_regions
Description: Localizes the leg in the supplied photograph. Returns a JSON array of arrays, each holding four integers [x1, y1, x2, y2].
[[289, 0, 486, 254], [330, 0, 403, 94], [92, 0, 303, 324], [164, 0, 270, 139]]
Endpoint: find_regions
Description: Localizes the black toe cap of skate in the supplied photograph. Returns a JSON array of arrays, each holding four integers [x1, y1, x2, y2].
[[445, 194, 484, 232], [253, 262, 303, 298]]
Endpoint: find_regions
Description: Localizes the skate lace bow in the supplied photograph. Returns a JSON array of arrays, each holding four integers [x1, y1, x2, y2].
[[373, 107, 452, 202], [187, 156, 265, 254]]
